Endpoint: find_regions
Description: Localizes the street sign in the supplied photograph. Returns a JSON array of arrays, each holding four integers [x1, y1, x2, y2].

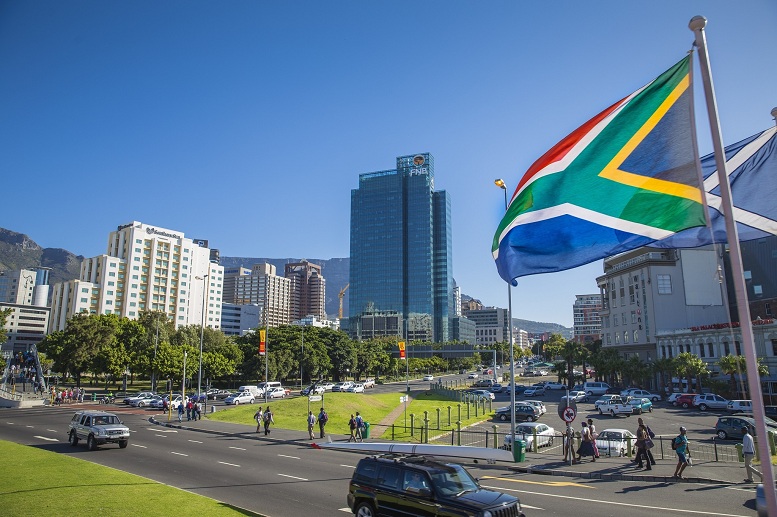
[[562, 406, 577, 423], [308, 395, 322, 402], [557, 399, 577, 419]]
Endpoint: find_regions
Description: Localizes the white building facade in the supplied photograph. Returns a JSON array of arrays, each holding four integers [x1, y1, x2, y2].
[[49, 221, 223, 331]]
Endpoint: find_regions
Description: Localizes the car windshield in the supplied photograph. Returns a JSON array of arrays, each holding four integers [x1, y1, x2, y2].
[[430, 463, 480, 497], [515, 425, 535, 434], [94, 416, 119, 425], [597, 431, 623, 440]]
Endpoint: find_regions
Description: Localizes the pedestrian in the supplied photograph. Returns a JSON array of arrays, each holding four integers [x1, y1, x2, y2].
[[587, 419, 600, 458], [742, 426, 763, 483], [307, 411, 317, 439], [563, 423, 576, 463], [318, 407, 328, 438], [354, 412, 365, 442], [672, 426, 690, 479], [263, 406, 274, 435], [348, 414, 357, 442], [254, 407, 264, 433], [576, 421, 596, 463], [177, 402, 184, 423], [635, 420, 652, 470], [186, 399, 192, 421], [638, 417, 657, 466], [194, 401, 202, 421]]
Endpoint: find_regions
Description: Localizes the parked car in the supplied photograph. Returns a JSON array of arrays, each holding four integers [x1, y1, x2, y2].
[[504, 422, 555, 450], [714, 414, 777, 440], [347, 455, 525, 517], [474, 379, 495, 388], [531, 370, 549, 377], [597, 396, 633, 417], [726, 400, 753, 413], [332, 382, 354, 392], [318, 382, 335, 391], [130, 393, 157, 408], [362, 378, 376, 389], [524, 400, 547, 415], [68, 410, 130, 450], [583, 382, 611, 396], [346, 383, 365, 393], [595, 428, 636, 457], [504, 384, 528, 395], [523, 386, 545, 397], [594, 394, 621, 409], [666, 392, 684, 405], [490, 383, 504, 393], [206, 388, 231, 400], [471, 389, 495, 400], [467, 372, 479, 379], [674, 393, 699, 409], [544, 382, 565, 390], [149, 396, 168, 411], [628, 397, 653, 414], [301, 384, 325, 396], [124, 392, 155, 405], [561, 391, 588, 404], [620, 389, 662, 402], [423, 374, 434, 381], [266, 387, 287, 398], [694, 393, 730, 411], [619, 387, 642, 398], [225, 391, 255, 405], [494, 403, 542, 423]]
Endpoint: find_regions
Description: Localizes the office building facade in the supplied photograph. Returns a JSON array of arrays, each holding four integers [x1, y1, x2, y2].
[[349, 153, 454, 342], [234, 263, 291, 327], [572, 294, 602, 344], [285, 260, 326, 320]]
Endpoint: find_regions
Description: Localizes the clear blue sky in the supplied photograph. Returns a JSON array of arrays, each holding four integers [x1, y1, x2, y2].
[[1, 1, 775, 327]]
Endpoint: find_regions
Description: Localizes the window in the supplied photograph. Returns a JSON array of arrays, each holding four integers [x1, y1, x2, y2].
[[708, 343, 714, 357], [657, 274, 672, 294], [615, 333, 620, 344], [767, 303, 773, 317], [631, 311, 637, 324], [700, 344, 705, 357], [754, 285, 763, 295], [723, 342, 730, 355], [623, 331, 629, 344], [772, 340, 777, 356], [633, 330, 639, 343]]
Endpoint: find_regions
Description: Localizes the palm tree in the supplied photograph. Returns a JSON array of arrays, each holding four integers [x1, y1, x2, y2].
[[717, 354, 768, 398], [652, 357, 676, 395], [560, 340, 588, 389]]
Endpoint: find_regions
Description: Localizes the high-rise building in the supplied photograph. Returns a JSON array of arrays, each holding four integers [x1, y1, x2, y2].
[[49, 221, 223, 331], [222, 266, 251, 304], [234, 263, 291, 327], [285, 260, 326, 320], [0, 268, 51, 352], [349, 153, 453, 342], [220, 303, 261, 336], [572, 294, 602, 344], [462, 307, 511, 346]]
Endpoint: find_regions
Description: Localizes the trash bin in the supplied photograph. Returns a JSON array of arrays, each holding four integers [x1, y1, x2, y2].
[[513, 439, 526, 463], [363, 422, 371, 439], [92, 393, 97, 402]]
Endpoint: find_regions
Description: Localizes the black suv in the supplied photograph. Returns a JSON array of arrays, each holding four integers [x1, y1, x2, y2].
[[347, 455, 524, 517]]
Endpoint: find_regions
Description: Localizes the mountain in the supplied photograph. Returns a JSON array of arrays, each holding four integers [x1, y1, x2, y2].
[[0, 228, 83, 286]]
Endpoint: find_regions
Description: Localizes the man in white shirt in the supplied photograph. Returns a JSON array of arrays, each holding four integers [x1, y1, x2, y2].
[[742, 426, 762, 483]]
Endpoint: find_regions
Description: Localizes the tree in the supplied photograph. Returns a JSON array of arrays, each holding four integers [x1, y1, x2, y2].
[[651, 357, 676, 394], [542, 334, 565, 361], [560, 340, 588, 389], [717, 354, 768, 398], [675, 352, 709, 392]]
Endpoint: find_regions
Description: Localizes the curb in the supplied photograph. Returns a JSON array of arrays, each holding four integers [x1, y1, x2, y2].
[[509, 464, 731, 485]]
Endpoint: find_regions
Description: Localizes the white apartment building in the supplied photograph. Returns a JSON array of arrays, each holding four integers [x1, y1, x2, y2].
[[0, 268, 51, 352], [49, 221, 223, 331], [573, 294, 602, 344], [234, 263, 291, 327]]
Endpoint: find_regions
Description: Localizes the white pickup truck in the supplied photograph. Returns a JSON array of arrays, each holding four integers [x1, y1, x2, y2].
[[597, 396, 633, 417]]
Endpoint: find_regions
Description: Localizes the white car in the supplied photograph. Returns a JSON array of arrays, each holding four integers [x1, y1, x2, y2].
[[362, 378, 375, 389], [561, 391, 588, 404], [524, 400, 547, 415], [224, 391, 255, 405], [266, 387, 286, 398], [423, 375, 434, 381], [621, 389, 662, 402], [504, 422, 556, 451], [318, 382, 335, 391], [332, 382, 354, 392], [467, 373, 479, 379], [595, 428, 636, 457], [125, 392, 156, 406], [727, 400, 753, 413], [346, 383, 365, 393], [594, 394, 621, 409], [544, 382, 565, 390], [129, 394, 157, 408], [471, 389, 495, 400], [666, 392, 683, 405], [523, 386, 545, 397]]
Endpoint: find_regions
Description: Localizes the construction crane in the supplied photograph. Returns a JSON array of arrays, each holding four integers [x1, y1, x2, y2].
[[338, 283, 350, 319]]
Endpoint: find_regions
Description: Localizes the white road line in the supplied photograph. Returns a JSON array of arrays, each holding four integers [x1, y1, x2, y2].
[[338, 508, 352, 513], [171, 452, 188, 457], [33, 436, 58, 442], [278, 473, 308, 481], [340, 465, 356, 469], [482, 485, 749, 517], [6, 422, 14, 425], [188, 440, 203, 444], [26, 425, 34, 428], [132, 444, 147, 448], [155, 434, 168, 438], [229, 446, 246, 451], [277, 454, 300, 460], [218, 461, 241, 467], [47, 429, 58, 433]]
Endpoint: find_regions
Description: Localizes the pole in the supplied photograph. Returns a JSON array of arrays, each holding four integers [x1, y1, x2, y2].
[[152, 315, 159, 393], [198, 274, 207, 406], [300, 326, 304, 389], [690, 16, 776, 515], [182, 351, 187, 399], [264, 273, 270, 404]]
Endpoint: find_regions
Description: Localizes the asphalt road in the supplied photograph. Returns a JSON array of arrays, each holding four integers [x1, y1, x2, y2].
[[0, 403, 758, 517]]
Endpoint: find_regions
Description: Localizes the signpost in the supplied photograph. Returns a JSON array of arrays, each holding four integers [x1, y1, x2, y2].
[[562, 406, 576, 423]]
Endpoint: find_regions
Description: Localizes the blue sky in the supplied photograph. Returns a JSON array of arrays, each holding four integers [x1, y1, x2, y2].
[[1, 1, 775, 327]]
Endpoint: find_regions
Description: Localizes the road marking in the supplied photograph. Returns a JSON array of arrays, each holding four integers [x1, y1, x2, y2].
[[229, 446, 246, 451], [149, 428, 178, 433], [155, 434, 169, 438], [26, 425, 34, 428], [482, 485, 750, 516], [218, 461, 241, 467], [481, 475, 595, 489], [278, 474, 308, 481], [171, 452, 188, 457], [188, 440, 203, 444], [340, 464, 356, 469], [47, 429, 58, 433], [277, 454, 300, 460], [338, 508, 352, 513], [33, 435, 58, 442], [132, 444, 147, 448]]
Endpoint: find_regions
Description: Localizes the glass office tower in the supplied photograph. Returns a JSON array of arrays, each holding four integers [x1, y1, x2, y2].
[[349, 153, 453, 342]]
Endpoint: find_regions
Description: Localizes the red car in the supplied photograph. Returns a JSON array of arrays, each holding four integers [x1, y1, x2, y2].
[[674, 393, 699, 409]]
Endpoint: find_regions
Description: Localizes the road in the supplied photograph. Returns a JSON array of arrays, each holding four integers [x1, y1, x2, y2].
[[0, 404, 758, 517]]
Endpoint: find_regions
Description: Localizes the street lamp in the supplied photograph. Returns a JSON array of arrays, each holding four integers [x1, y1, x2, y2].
[[299, 325, 304, 389], [196, 274, 209, 408], [495, 178, 517, 449]]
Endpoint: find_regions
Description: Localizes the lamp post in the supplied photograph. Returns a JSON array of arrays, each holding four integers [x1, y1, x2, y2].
[[299, 325, 304, 389], [151, 314, 160, 393], [495, 178, 517, 450], [196, 274, 208, 408]]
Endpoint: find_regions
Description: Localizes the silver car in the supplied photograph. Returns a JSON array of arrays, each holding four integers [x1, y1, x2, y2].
[[68, 410, 130, 450]]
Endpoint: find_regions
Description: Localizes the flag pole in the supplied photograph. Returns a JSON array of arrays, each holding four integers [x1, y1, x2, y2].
[[690, 16, 777, 513]]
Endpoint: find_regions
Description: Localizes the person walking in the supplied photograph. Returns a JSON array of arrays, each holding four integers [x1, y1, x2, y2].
[[348, 414, 357, 442], [637, 417, 657, 466], [354, 412, 365, 442], [576, 421, 596, 463], [742, 426, 763, 483], [263, 407, 274, 435], [307, 411, 317, 439], [254, 407, 264, 433], [177, 402, 184, 423], [673, 426, 690, 479], [635, 421, 652, 470], [587, 419, 600, 459], [317, 407, 328, 438]]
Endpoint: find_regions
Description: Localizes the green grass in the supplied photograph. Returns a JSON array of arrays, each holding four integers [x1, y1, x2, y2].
[[0, 440, 263, 516]]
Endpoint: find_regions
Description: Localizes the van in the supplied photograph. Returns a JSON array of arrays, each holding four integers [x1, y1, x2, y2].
[[582, 382, 611, 396], [257, 382, 282, 394], [238, 385, 263, 397]]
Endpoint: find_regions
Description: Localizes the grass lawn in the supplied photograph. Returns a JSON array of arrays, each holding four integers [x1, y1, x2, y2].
[[206, 390, 495, 442], [0, 440, 262, 516]]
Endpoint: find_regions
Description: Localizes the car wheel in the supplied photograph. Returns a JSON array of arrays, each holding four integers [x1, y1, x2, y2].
[[250, 399, 255, 404], [87, 435, 97, 451], [354, 501, 375, 517], [652, 397, 659, 402], [587, 391, 593, 397], [235, 400, 240, 405], [68, 430, 79, 446], [547, 436, 554, 447], [619, 448, 625, 457], [717, 430, 728, 439], [682, 402, 690, 409], [499, 414, 507, 422], [610, 410, 616, 417], [648, 406, 653, 413], [119, 440, 128, 449], [699, 404, 708, 411], [526, 415, 534, 422], [138, 402, 145, 408], [599, 408, 604, 415], [638, 408, 643, 414]]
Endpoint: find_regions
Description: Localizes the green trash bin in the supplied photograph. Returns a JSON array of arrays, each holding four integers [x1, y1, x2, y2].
[[513, 439, 526, 462], [363, 422, 370, 439]]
